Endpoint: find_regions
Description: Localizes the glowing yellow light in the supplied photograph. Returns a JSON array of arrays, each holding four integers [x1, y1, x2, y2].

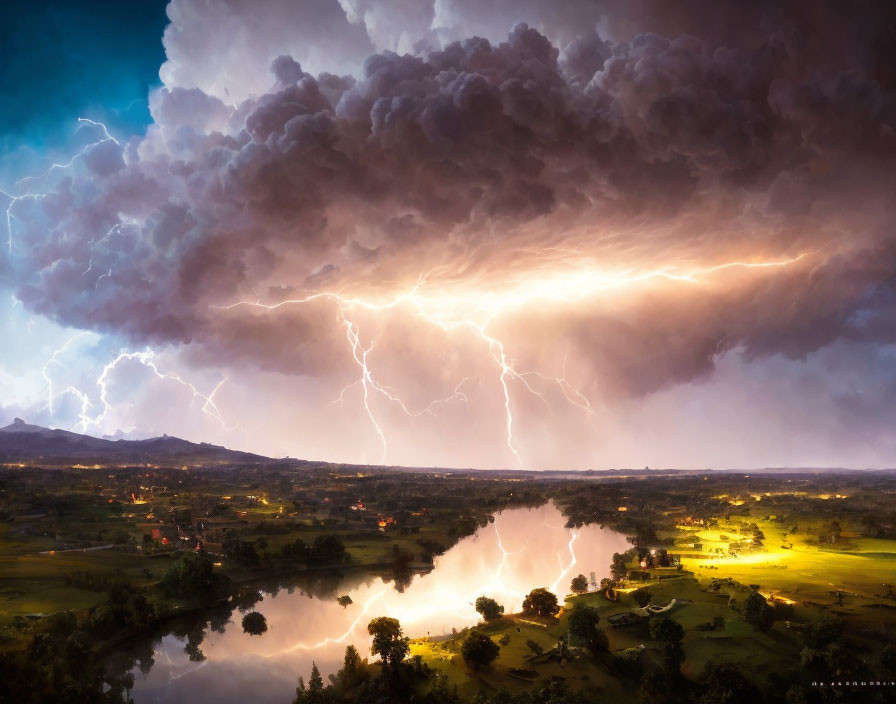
[[761, 592, 797, 605]]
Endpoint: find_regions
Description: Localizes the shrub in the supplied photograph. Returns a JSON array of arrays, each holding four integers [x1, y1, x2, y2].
[[570, 574, 589, 593], [525, 639, 543, 656], [461, 631, 500, 670], [242, 611, 268, 635]]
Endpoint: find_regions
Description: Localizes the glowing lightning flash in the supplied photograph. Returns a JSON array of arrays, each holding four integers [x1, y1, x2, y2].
[[333, 309, 476, 464], [549, 531, 579, 594], [2, 117, 120, 253], [221, 253, 808, 467], [161, 513, 582, 675], [42, 340, 236, 435]]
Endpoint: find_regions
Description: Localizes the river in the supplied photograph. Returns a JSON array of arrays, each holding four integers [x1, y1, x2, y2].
[[120, 501, 629, 703]]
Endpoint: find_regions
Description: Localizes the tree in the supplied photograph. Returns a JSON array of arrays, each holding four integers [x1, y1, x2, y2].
[[222, 537, 260, 566], [328, 645, 369, 693], [697, 662, 760, 704], [611, 552, 628, 581], [132, 593, 157, 627], [600, 577, 618, 600], [567, 602, 608, 654], [367, 617, 410, 669], [649, 616, 684, 644], [649, 616, 685, 674], [294, 661, 326, 704], [522, 588, 560, 618], [64, 629, 91, 667], [818, 520, 842, 545], [307, 534, 347, 564], [570, 574, 589, 593], [242, 611, 268, 635], [475, 596, 504, 621], [161, 551, 230, 599], [638, 670, 675, 704], [805, 618, 843, 650], [337, 595, 353, 608], [743, 591, 774, 631], [234, 585, 264, 613], [461, 631, 500, 670]]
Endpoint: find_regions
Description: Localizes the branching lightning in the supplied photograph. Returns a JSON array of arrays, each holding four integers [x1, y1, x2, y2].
[[220, 253, 808, 467], [2, 117, 119, 253], [2, 117, 810, 468], [6, 119, 236, 443], [42, 336, 236, 435]]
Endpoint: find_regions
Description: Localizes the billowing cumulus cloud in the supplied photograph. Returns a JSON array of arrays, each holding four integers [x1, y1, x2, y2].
[[3, 0, 896, 468]]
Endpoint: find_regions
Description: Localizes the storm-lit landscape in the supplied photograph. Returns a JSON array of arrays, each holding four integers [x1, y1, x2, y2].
[[2, 1, 896, 703]]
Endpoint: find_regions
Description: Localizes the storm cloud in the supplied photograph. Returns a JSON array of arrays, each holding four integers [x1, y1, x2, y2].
[[4, 0, 896, 467]]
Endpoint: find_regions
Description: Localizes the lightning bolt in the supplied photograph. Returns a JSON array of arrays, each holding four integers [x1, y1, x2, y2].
[[220, 295, 589, 467], [42, 332, 92, 415], [549, 531, 579, 594], [4, 118, 812, 468], [270, 588, 389, 655], [326, 308, 475, 464], [42, 339, 236, 435], [219, 253, 808, 467], [2, 117, 120, 253], [152, 643, 209, 689]]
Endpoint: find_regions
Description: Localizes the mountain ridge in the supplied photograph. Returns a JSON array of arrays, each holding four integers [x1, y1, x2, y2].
[[0, 418, 270, 466]]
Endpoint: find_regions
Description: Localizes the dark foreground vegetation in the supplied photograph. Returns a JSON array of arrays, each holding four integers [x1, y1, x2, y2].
[[2, 460, 896, 703]]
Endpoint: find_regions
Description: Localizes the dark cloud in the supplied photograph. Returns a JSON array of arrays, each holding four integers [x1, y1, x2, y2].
[[6, 0, 896, 403]]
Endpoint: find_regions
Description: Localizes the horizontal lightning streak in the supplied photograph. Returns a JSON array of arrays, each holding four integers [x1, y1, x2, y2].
[[218, 253, 807, 467]]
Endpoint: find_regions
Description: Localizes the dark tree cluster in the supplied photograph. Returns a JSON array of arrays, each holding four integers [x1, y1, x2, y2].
[[521, 588, 560, 618], [475, 596, 505, 621], [281, 534, 348, 565]]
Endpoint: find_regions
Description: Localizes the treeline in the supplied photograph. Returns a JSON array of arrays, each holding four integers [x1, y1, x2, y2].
[[0, 582, 158, 704], [279, 534, 348, 565]]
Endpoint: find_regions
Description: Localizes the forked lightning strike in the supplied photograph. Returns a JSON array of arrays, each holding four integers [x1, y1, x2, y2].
[[221, 253, 808, 467], [2, 118, 119, 252], [42, 336, 236, 434]]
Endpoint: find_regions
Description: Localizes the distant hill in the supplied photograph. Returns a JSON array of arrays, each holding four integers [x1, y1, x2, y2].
[[0, 418, 270, 466]]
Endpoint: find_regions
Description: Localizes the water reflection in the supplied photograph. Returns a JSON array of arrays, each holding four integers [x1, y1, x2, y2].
[[123, 501, 628, 703]]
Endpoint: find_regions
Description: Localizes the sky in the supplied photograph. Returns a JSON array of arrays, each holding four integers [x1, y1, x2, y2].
[[1, 0, 895, 470]]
